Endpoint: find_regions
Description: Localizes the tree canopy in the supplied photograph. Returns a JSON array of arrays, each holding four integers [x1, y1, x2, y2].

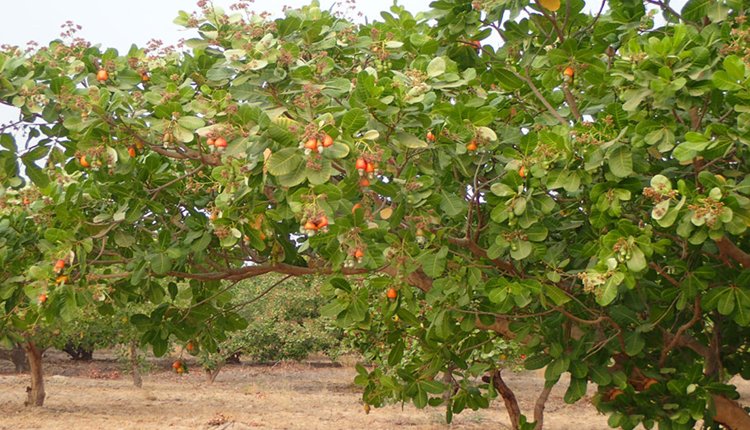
[[1, 0, 750, 428]]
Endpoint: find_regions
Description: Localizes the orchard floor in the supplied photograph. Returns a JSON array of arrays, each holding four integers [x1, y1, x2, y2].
[[1, 350, 748, 430]]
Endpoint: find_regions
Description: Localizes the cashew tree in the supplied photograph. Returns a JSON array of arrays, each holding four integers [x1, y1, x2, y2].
[[1, 0, 750, 427]]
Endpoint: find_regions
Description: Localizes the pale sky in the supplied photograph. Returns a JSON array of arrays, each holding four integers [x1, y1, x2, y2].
[[0, 1, 432, 50], [0, 0, 686, 127]]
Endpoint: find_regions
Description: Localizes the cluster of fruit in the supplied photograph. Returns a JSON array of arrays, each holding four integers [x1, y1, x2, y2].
[[301, 215, 329, 236], [342, 247, 365, 268], [38, 258, 71, 304], [355, 157, 378, 187], [302, 134, 334, 154], [206, 136, 228, 150], [96, 68, 149, 83], [172, 360, 186, 374]]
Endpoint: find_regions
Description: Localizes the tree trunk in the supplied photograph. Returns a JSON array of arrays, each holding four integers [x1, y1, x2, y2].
[[712, 394, 750, 430], [205, 366, 222, 383], [533, 385, 553, 430], [490, 370, 521, 430], [129, 340, 142, 388], [23, 341, 45, 407]]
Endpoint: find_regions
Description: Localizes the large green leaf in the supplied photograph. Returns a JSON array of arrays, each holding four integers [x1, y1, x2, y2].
[[267, 148, 303, 176], [150, 254, 173, 275], [394, 132, 428, 149], [440, 191, 466, 217], [564, 378, 587, 404], [608, 146, 633, 178], [342, 108, 367, 133], [418, 246, 448, 277]]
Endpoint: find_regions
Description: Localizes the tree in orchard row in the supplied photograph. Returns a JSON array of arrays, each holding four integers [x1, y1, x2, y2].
[[1, 0, 750, 427]]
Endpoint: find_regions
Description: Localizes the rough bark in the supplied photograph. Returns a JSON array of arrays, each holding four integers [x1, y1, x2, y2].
[[712, 394, 750, 430], [533, 385, 553, 430], [23, 341, 45, 407], [205, 366, 222, 383], [129, 340, 143, 388], [491, 370, 521, 430], [716, 237, 750, 268]]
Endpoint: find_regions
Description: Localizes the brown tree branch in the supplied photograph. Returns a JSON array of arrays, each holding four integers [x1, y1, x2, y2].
[[447, 236, 517, 275], [716, 237, 750, 268], [563, 84, 582, 122], [659, 296, 702, 367], [533, 384, 554, 430], [512, 69, 569, 126], [712, 394, 750, 430], [538, 8, 565, 42], [148, 165, 204, 198], [648, 262, 681, 288]]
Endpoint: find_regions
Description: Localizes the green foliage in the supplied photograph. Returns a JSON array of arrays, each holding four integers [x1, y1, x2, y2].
[[1, 0, 750, 427]]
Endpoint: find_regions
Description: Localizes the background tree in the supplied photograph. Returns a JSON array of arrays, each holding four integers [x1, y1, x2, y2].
[[192, 274, 344, 382], [1, 0, 750, 428]]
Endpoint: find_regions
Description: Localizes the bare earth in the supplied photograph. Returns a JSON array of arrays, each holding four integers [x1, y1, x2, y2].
[[1, 351, 748, 430]]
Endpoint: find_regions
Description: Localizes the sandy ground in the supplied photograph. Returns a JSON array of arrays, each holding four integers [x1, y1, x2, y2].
[[0, 350, 747, 430]]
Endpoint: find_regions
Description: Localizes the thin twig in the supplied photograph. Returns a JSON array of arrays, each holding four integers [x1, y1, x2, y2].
[[512, 69, 568, 126]]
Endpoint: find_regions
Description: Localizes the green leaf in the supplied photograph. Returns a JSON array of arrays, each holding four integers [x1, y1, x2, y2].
[[246, 59, 268, 71], [510, 241, 532, 260], [626, 247, 647, 272], [490, 183, 515, 197], [177, 116, 205, 130], [342, 108, 367, 133], [22, 159, 49, 188], [419, 246, 448, 277], [624, 332, 645, 356], [114, 231, 136, 248], [44, 228, 70, 243], [307, 159, 334, 185], [545, 357, 569, 382], [718, 289, 736, 315], [421, 380, 445, 395], [651, 200, 670, 221], [608, 146, 633, 178], [488, 286, 508, 304], [589, 366, 612, 385], [564, 378, 587, 404], [388, 340, 404, 366], [394, 132, 428, 149], [267, 148, 302, 176], [682, 0, 709, 23], [475, 126, 497, 141], [723, 55, 746, 81], [150, 254, 173, 275], [413, 385, 428, 409], [495, 68, 523, 90], [524, 354, 552, 370], [622, 88, 651, 112], [152, 338, 168, 357], [426, 57, 446, 78], [544, 284, 571, 306], [440, 191, 466, 217], [597, 272, 624, 306], [712, 70, 742, 91]]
